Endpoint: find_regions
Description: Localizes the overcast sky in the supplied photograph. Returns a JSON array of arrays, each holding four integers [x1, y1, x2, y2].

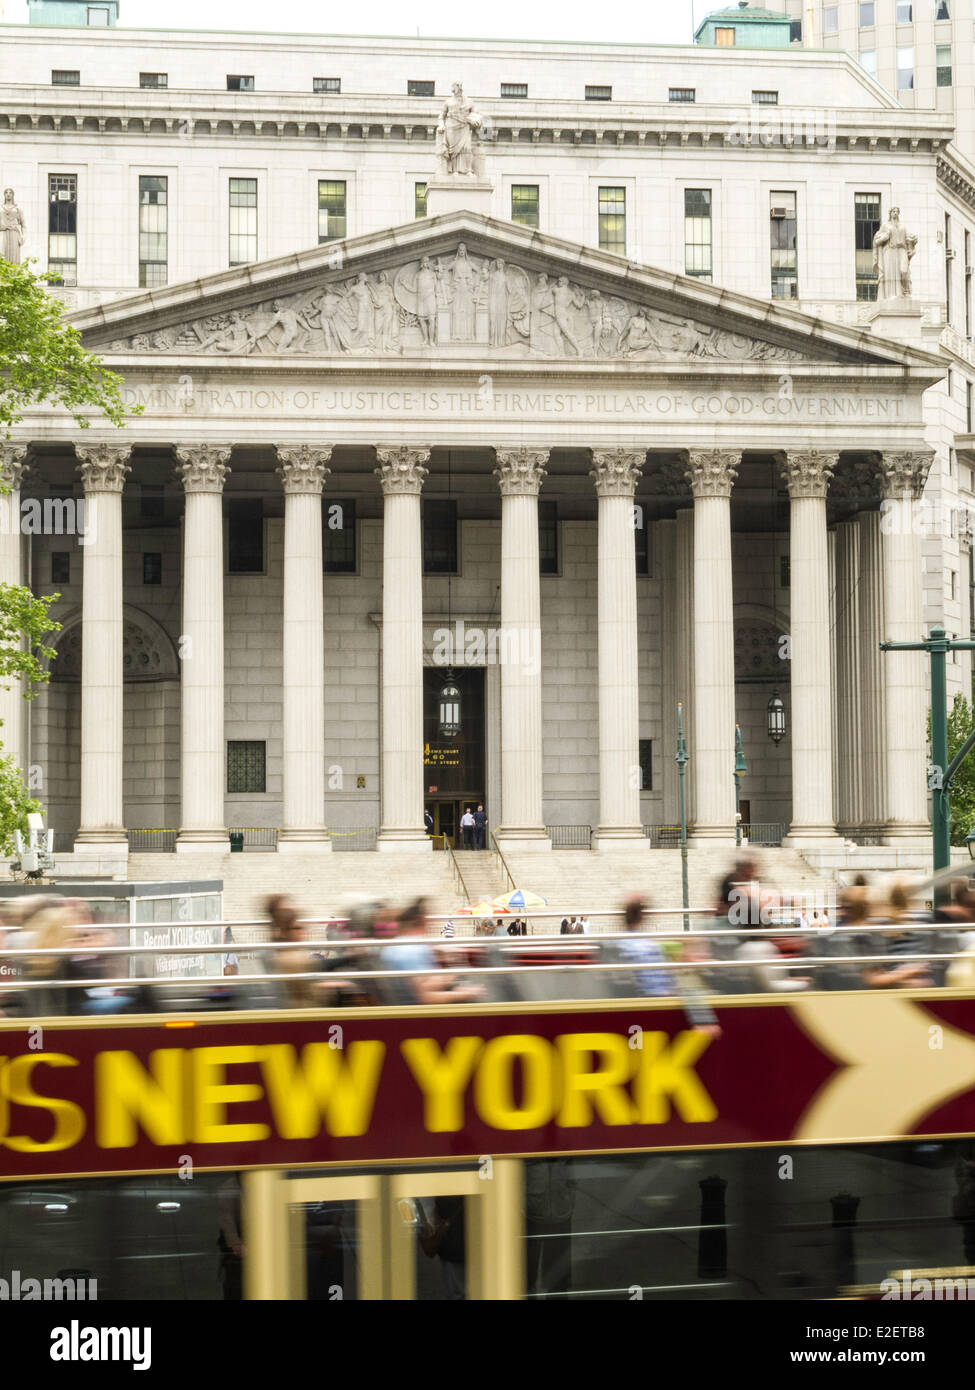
[[1, 0, 700, 45]]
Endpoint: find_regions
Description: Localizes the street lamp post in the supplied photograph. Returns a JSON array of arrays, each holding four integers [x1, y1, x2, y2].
[[676, 701, 690, 933], [734, 722, 747, 847], [880, 625, 975, 904]]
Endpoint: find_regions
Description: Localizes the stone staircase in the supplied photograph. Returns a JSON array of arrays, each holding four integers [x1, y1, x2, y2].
[[500, 846, 834, 933], [450, 850, 508, 910]]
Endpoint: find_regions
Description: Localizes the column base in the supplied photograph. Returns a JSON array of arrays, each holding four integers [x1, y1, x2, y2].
[[176, 831, 230, 853], [880, 825, 931, 849], [591, 827, 650, 852], [494, 827, 552, 853], [73, 831, 128, 851], [376, 829, 432, 853], [782, 827, 842, 849], [688, 826, 737, 846], [277, 830, 332, 852]]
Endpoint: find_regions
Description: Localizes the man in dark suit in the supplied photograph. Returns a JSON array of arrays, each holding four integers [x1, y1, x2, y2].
[[473, 804, 487, 850]]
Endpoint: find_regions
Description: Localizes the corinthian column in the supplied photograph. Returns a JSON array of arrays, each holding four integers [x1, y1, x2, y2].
[[175, 444, 231, 852], [74, 443, 131, 849], [858, 508, 887, 833], [494, 447, 551, 851], [0, 447, 27, 773], [880, 450, 933, 844], [834, 518, 863, 834], [685, 450, 738, 842], [590, 448, 649, 850], [277, 445, 331, 851], [376, 446, 431, 852], [781, 450, 839, 844]]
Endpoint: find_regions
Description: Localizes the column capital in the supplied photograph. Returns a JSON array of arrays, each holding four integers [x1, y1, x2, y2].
[[880, 449, 935, 500], [375, 446, 430, 495], [494, 447, 549, 496], [175, 443, 232, 493], [589, 448, 645, 498], [76, 443, 132, 493], [0, 444, 28, 491], [684, 449, 740, 499], [781, 449, 839, 499], [276, 444, 332, 495]]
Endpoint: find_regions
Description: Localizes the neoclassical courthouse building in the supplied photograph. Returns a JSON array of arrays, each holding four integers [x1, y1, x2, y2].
[[2, 7, 974, 864]]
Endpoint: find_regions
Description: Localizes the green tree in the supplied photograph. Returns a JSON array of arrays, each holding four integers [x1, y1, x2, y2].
[[941, 694, 975, 845], [0, 584, 60, 855], [0, 257, 135, 432]]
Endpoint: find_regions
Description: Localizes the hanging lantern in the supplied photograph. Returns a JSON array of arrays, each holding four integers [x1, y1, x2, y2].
[[438, 671, 461, 739], [767, 691, 786, 745]]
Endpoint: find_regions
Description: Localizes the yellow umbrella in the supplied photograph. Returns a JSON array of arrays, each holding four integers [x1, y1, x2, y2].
[[491, 889, 548, 912], [456, 900, 505, 917]]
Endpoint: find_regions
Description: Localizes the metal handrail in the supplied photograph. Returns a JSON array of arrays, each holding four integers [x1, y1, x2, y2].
[[445, 841, 472, 908], [490, 830, 518, 893]]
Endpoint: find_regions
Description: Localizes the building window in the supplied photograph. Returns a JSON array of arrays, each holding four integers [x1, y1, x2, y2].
[[669, 88, 695, 103], [896, 1, 912, 19], [752, 90, 778, 105], [318, 180, 346, 242], [408, 80, 435, 96], [824, 7, 839, 33], [228, 177, 257, 266], [780, 555, 791, 588], [313, 77, 340, 93], [937, 44, 952, 86], [585, 85, 612, 101], [937, 0, 950, 17], [143, 552, 162, 586], [51, 70, 80, 85], [966, 231, 971, 339], [598, 186, 625, 255], [48, 174, 78, 286], [684, 188, 713, 281], [946, 213, 953, 325], [897, 47, 914, 89], [227, 741, 266, 795], [638, 739, 653, 791], [635, 512, 650, 575], [422, 500, 458, 574], [415, 182, 427, 218], [539, 501, 558, 575], [511, 185, 539, 229], [860, 49, 877, 77], [140, 483, 165, 523], [51, 552, 70, 585], [770, 192, 798, 300], [87, 6, 110, 22], [138, 175, 168, 288], [139, 72, 167, 89], [501, 83, 527, 98], [714, 27, 735, 45], [324, 499, 356, 574], [854, 193, 881, 301], [228, 499, 264, 573], [227, 75, 255, 92], [951, 569, 958, 601], [859, 1, 875, 24], [967, 380, 973, 432]]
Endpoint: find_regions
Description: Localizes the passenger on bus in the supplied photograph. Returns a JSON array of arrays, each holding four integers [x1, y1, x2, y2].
[[615, 896, 673, 996], [859, 882, 933, 989], [383, 900, 483, 1005]]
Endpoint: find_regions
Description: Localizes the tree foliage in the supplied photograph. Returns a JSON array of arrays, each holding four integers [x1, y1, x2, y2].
[[0, 257, 137, 432], [945, 694, 975, 846]]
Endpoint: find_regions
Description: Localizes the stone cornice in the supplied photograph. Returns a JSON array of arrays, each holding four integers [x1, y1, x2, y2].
[[590, 448, 645, 498], [494, 447, 549, 497], [174, 442, 232, 492], [75, 443, 132, 493], [276, 444, 332, 494], [880, 449, 935, 500], [375, 446, 431, 495], [782, 449, 839, 500]]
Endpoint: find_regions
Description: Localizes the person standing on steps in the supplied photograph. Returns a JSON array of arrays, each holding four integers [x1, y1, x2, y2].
[[473, 804, 488, 851], [461, 806, 475, 849]]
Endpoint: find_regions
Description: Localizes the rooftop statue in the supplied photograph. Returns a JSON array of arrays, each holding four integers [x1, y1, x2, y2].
[[872, 206, 918, 300]]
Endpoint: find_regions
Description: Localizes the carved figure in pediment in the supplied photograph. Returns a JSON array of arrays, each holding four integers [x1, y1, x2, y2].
[[196, 310, 258, 354], [347, 272, 375, 348], [369, 271, 400, 352], [314, 285, 358, 352], [487, 260, 509, 347], [449, 242, 476, 340], [620, 310, 661, 358], [552, 276, 583, 355], [529, 273, 560, 355]]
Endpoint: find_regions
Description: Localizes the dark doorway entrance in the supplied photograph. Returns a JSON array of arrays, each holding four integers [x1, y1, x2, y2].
[[423, 667, 485, 850]]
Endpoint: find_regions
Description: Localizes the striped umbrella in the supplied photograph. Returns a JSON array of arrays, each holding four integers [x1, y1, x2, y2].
[[491, 889, 548, 912], [456, 900, 505, 917]]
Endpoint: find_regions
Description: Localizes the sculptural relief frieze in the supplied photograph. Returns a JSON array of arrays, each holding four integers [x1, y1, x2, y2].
[[104, 244, 806, 364]]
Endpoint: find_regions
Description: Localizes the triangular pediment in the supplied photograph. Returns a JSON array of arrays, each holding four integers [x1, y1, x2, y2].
[[73, 209, 943, 373]]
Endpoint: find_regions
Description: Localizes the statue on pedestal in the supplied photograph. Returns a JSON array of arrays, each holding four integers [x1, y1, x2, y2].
[[0, 188, 25, 265], [872, 207, 918, 299], [436, 82, 483, 177]]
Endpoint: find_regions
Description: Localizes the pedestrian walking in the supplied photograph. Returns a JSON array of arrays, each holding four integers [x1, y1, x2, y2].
[[473, 804, 488, 850], [461, 807, 475, 849]]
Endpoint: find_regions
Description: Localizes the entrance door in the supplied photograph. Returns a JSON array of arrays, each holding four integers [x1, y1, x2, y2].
[[242, 1163, 521, 1300], [427, 799, 457, 847]]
